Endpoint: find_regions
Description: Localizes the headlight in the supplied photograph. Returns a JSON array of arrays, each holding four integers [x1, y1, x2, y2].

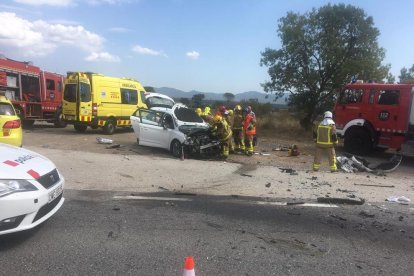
[[0, 180, 38, 197]]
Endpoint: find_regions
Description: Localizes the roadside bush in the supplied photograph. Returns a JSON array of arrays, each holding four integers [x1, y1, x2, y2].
[[256, 110, 311, 141]]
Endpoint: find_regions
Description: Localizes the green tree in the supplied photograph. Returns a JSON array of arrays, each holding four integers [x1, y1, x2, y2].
[[399, 65, 414, 83], [179, 97, 190, 105], [223, 92, 235, 103], [192, 93, 205, 107], [260, 4, 389, 129]]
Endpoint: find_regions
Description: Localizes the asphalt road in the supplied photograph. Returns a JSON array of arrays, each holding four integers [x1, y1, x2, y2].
[[1, 189, 413, 275], [1, 123, 413, 275]]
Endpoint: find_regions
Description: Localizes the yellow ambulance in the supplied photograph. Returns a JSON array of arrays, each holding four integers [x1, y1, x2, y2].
[[62, 72, 147, 134]]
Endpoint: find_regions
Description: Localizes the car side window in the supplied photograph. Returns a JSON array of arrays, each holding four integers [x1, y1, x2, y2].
[[163, 114, 174, 129], [139, 110, 163, 126]]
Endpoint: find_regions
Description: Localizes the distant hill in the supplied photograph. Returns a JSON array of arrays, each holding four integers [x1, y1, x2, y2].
[[155, 87, 289, 105]]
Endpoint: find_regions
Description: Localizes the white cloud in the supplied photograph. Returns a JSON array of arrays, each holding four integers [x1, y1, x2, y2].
[[108, 27, 130, 33], [186, 51, 200, 60], [132, 45, 166, 57], [85, 52, 120, 62], [0, 12, 106, 58], [13, 0, 74, 6]]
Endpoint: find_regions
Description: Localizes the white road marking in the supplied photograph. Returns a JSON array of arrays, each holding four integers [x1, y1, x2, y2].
[[256, 201, 338, 208], [113, 195, 193, 201]]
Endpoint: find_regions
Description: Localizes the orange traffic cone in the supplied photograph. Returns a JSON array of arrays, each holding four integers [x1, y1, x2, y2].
[[182, 256, 195, 276]]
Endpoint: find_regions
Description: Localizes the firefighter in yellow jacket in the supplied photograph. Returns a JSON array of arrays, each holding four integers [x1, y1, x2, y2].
[[211, 114, 232, 158], [232, 105, 245, 152], [243, 106, 256, 156], [313, 111, 338, 172]]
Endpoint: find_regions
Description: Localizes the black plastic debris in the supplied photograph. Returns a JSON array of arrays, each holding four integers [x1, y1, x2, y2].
[[317, 197, 365, 205]]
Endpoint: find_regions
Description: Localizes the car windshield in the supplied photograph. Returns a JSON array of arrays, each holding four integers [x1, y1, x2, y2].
[[146, 96, 174, 108], [174, 106, 203, 123], [0, 103, 15, 116]]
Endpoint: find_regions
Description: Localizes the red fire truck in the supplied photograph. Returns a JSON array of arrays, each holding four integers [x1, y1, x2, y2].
[[0, 55, 66, 128], [334, 82, 414, 155]]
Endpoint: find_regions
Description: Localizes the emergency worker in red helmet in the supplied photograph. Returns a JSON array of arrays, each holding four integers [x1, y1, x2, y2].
[[243, 106, 256, 156]]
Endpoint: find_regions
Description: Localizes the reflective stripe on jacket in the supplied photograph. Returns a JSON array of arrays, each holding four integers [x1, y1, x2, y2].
[[316, 124, 335, 147]]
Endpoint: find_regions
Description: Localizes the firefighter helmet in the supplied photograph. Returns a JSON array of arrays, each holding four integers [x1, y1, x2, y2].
[[195, 108, 202, 116], [213, 114, 222, 123], [324, 111, 333, 118], [234, 105, 242, 112]]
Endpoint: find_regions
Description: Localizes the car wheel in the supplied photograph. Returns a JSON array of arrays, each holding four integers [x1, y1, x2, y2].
[[344, 128, 372, 155], [74, 123, 87, 132], [103, 120, 116, 135], [170, 140, 182, 158]]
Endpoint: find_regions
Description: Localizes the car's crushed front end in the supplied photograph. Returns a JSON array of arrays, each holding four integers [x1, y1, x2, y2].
[[0, 144, 65, 235], [182, 126, 221, 158]]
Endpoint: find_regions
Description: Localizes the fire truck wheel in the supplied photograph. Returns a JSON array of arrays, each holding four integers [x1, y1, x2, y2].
[[74, 124, 87, 132], [103, 120, 116, 135], [344, 128, 372, 155]]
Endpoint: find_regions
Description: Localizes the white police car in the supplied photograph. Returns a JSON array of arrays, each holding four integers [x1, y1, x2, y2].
[[0, 143, 64, 235]]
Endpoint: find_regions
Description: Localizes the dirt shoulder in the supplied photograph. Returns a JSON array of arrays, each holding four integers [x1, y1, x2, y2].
[[22, 123, 414, 204]]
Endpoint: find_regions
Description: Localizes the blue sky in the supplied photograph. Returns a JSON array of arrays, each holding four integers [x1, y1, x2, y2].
[[1, 0, 413, 94]]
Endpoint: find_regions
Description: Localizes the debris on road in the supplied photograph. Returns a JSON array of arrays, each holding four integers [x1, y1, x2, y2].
[[280, 168, 296, 174], [240, 173, 253, 177], [265, 182, 271, 188], [336, 153, 402, 174], [359, 211, 375, 218], [317, 197, 365, 205], [386, 196, 411, 204], [330, 214, 347, 221], [106, 144, 121, 149], [96, 137, 113, 144], [354, 183, 395, 188]]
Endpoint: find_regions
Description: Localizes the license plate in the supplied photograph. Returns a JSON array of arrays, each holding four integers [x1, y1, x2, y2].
[[48, 184, 63, 203]]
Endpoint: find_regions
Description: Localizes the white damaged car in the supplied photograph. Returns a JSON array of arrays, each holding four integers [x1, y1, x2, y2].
[[0, 143, 64, 235], [131, 104, 210, 158]]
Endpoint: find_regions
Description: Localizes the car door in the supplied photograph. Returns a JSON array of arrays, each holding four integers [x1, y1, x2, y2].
[[132, 109, 166, 148]]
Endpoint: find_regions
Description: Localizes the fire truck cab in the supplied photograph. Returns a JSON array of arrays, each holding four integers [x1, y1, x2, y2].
[[334, 82, 414, 155], [0, 56, 66, 128]]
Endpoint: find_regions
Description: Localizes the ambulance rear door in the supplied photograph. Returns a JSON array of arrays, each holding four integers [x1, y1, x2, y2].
[[62, 73, 92, 122]]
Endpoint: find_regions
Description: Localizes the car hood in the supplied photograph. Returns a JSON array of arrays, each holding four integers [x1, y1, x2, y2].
[[172, 104, 208, 128], [0, 143, 56, 179], [178, 125, 210, 135]]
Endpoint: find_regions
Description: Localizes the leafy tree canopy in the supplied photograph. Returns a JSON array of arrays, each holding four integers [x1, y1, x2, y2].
[[223, 92, 235, 102], [399, 65, 414, 83], [192, 93, 205, 107], [260, 4, 389, 128]]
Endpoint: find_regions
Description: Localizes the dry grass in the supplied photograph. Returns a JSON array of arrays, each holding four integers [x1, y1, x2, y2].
[[256, 110, 312, 142]]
